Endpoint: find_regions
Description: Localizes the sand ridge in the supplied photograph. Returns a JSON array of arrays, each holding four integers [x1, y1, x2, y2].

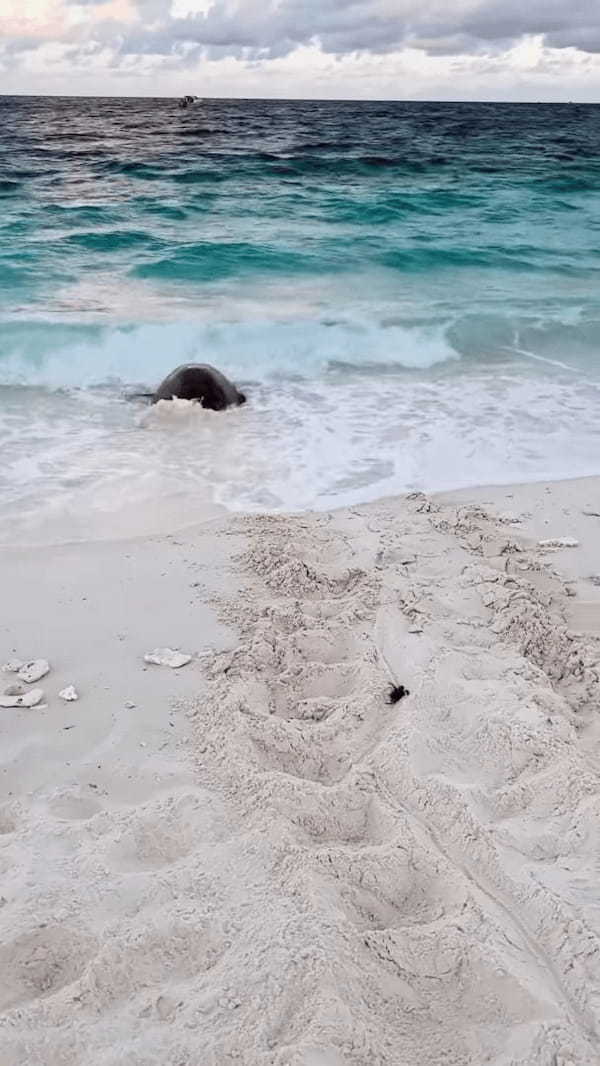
[[185, 496, 600, 1063]]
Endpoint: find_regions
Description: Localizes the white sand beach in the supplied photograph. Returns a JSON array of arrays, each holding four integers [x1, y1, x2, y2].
[[1, 477, 600, 1065]]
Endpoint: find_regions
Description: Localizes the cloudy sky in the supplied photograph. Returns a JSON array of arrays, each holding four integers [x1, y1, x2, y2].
[[1, 0, 599, 100]]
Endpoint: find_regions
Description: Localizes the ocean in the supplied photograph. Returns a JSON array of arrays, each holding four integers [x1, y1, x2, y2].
[[1, 95, 599, 543]]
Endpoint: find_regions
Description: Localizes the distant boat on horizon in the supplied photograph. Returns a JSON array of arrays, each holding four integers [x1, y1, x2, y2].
[[178, 95, 200, 109]]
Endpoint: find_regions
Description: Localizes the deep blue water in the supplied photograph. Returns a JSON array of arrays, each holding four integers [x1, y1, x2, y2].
[[1, 97, 600, 540]]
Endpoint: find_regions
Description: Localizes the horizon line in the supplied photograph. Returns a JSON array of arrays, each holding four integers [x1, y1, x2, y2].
[[0, 92, 595, 104]]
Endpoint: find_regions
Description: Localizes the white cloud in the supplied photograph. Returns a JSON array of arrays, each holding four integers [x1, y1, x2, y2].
[[0, 0, 599, 98]]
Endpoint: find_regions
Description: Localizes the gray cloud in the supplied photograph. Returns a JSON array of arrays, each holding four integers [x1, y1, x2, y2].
[[106, 0, 600, 59], [4, 0, 600, 64]]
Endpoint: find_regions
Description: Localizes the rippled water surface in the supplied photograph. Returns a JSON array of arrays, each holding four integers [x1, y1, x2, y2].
[[1, 97, 599, 541]]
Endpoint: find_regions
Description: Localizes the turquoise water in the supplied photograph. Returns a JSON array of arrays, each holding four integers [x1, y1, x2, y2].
[[1, 97, 600, 541]]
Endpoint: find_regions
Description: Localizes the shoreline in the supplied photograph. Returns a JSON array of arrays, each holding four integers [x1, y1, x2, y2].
[[2, 471, 600, 552], [1, 475, 600, 1063]]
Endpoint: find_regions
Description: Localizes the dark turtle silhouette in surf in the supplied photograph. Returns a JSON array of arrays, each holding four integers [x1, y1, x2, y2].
[[152, 363, 246, 411]]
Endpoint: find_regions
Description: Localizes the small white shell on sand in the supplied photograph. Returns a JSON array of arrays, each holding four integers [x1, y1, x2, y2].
[[0, 687, 45, 708], [538, 537, 579, 548], [59, 685, 79, 702], [2, 659, 23, 673], [3, 683, 25, 697], [18, 659, 51, 684], [144, 648, 192, 669]]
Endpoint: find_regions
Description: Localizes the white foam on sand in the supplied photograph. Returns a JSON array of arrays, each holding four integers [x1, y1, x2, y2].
[[2, 367, 600, 546], [1, 479, 600, 1063]]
